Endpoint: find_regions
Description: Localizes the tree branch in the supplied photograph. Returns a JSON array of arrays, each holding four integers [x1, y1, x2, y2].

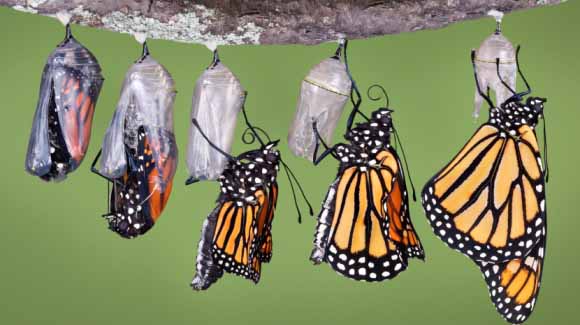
[[2, 0, 565, 45]]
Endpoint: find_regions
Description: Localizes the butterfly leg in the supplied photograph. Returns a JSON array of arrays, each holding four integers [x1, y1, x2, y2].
[[312, 121, 337, 165]]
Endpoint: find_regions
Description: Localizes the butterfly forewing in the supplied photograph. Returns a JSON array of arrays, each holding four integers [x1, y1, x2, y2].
[[422, 123, 546, 263]]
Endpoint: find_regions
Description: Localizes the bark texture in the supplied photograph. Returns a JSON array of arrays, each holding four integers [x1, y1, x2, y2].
[[1, 1, 565, 45]]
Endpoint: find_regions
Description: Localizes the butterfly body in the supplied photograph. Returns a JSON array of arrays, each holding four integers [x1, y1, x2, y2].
[[311, 108, 424, 282], [192, 142, 280, 290], [93, 54, 177, 239], [105, 126, 177, 238], [422, 48, 548, 324]]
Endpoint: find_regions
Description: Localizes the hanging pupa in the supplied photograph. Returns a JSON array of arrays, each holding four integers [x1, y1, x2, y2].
[[25, 12, 104, 181], [287, 39, 352, 161], [186, 44, 246, 184], [91, 34, 177, 239], [473, 10, 517, 118]]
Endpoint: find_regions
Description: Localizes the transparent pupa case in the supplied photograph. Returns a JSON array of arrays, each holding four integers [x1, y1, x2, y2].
[[473, 11, 517, 118], [288, 43, 351, 161], [25, 23, 103, 181], [98, 54, 177, 193], [186, 51, 245, 182]]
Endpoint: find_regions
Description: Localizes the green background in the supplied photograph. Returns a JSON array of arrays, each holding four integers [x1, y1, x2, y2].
[[1, 2, 578, 324]]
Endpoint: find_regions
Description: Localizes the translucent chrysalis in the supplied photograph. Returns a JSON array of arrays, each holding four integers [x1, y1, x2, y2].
[[91, 34, 177, 238], [288, 40, 352, 161], [473, 10, 517, 118], [186, 47, 246, 184], [25, 13, 104, 181]]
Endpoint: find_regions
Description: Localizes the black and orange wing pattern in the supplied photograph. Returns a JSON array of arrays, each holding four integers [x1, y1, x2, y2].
[[422, 120, 546, 262], [192, 143, 281, 290], [311, 108, 424, 282], [422, 91, 548, 323], [104, 127, 177, 238], [256, 182, 278, 263], [478, 237, 546, 324], [379, 150, 425, 259]]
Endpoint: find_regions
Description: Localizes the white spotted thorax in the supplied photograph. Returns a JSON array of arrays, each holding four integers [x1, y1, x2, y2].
[[489, 97, 546, 135], [335, 108, 394, 169], [218, 142, 280, 204]]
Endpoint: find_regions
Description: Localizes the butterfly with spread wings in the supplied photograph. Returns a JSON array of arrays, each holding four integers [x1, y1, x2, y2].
[[310, 82, 424, 282], [422, 46, 548, 324], [191, 105, 312, 290]]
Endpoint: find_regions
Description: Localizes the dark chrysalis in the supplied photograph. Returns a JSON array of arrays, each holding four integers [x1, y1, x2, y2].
[[309, 41, 424, 281], [25, 13, 104, 181], [421, 46, 548, 324], [190, 101, 312, 290], [91, 34, 177, 239]]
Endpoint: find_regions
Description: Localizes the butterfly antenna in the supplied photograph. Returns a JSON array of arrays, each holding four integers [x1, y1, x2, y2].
[[191, 119, 235, 161], [367, 84, 390, 108], [515, 45, 532, 97], [542, 116, 549, 182], [495, 57, 517, 96], [240, 96, 266, 147], [471, 50, 495, 108], [343, 39, 369, 131], [280, 159, 314, 223], [392, 126, 417, 201]]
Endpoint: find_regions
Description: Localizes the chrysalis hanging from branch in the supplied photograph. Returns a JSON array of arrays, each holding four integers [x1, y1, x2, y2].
[[186, 43, 246, 184], [473, 10, 517, 118], [25, 12, 104, 181], [91, 33, 178, 239], [288, 39, 352, 161]]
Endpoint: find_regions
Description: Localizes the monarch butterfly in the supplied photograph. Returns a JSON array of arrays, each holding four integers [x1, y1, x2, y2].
[[191, 102, 312, 290], [421, 47, 547, 324], [26, 16, 103, 181], [309, 41, 424, 281], [91, 36, 177, 238]]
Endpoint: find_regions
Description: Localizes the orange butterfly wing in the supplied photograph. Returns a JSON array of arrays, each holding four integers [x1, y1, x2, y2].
[[477, 236, 546, 324], [422, 124, 546, 262], [378, 150, 425, 259]]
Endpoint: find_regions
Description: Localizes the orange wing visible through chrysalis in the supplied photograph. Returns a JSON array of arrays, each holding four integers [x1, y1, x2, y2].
[[422, 124, 546, 262], [143, 136, 177, 222], [57, 69, 100, 166], [478, 236, 546, 324]]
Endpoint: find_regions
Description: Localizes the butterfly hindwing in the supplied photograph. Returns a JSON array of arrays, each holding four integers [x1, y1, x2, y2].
[[422, 123, 546, 262], [477, 236, 546, 324], [378, 149, 425, 259]]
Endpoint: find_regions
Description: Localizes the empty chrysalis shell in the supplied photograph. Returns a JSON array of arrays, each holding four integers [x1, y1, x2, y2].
[[95, 40, 178, 238], [473, 10, 517, 118], [288, 44, 351, 161], [186, 50, 245, 182], [25, 20, 104, 181]]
